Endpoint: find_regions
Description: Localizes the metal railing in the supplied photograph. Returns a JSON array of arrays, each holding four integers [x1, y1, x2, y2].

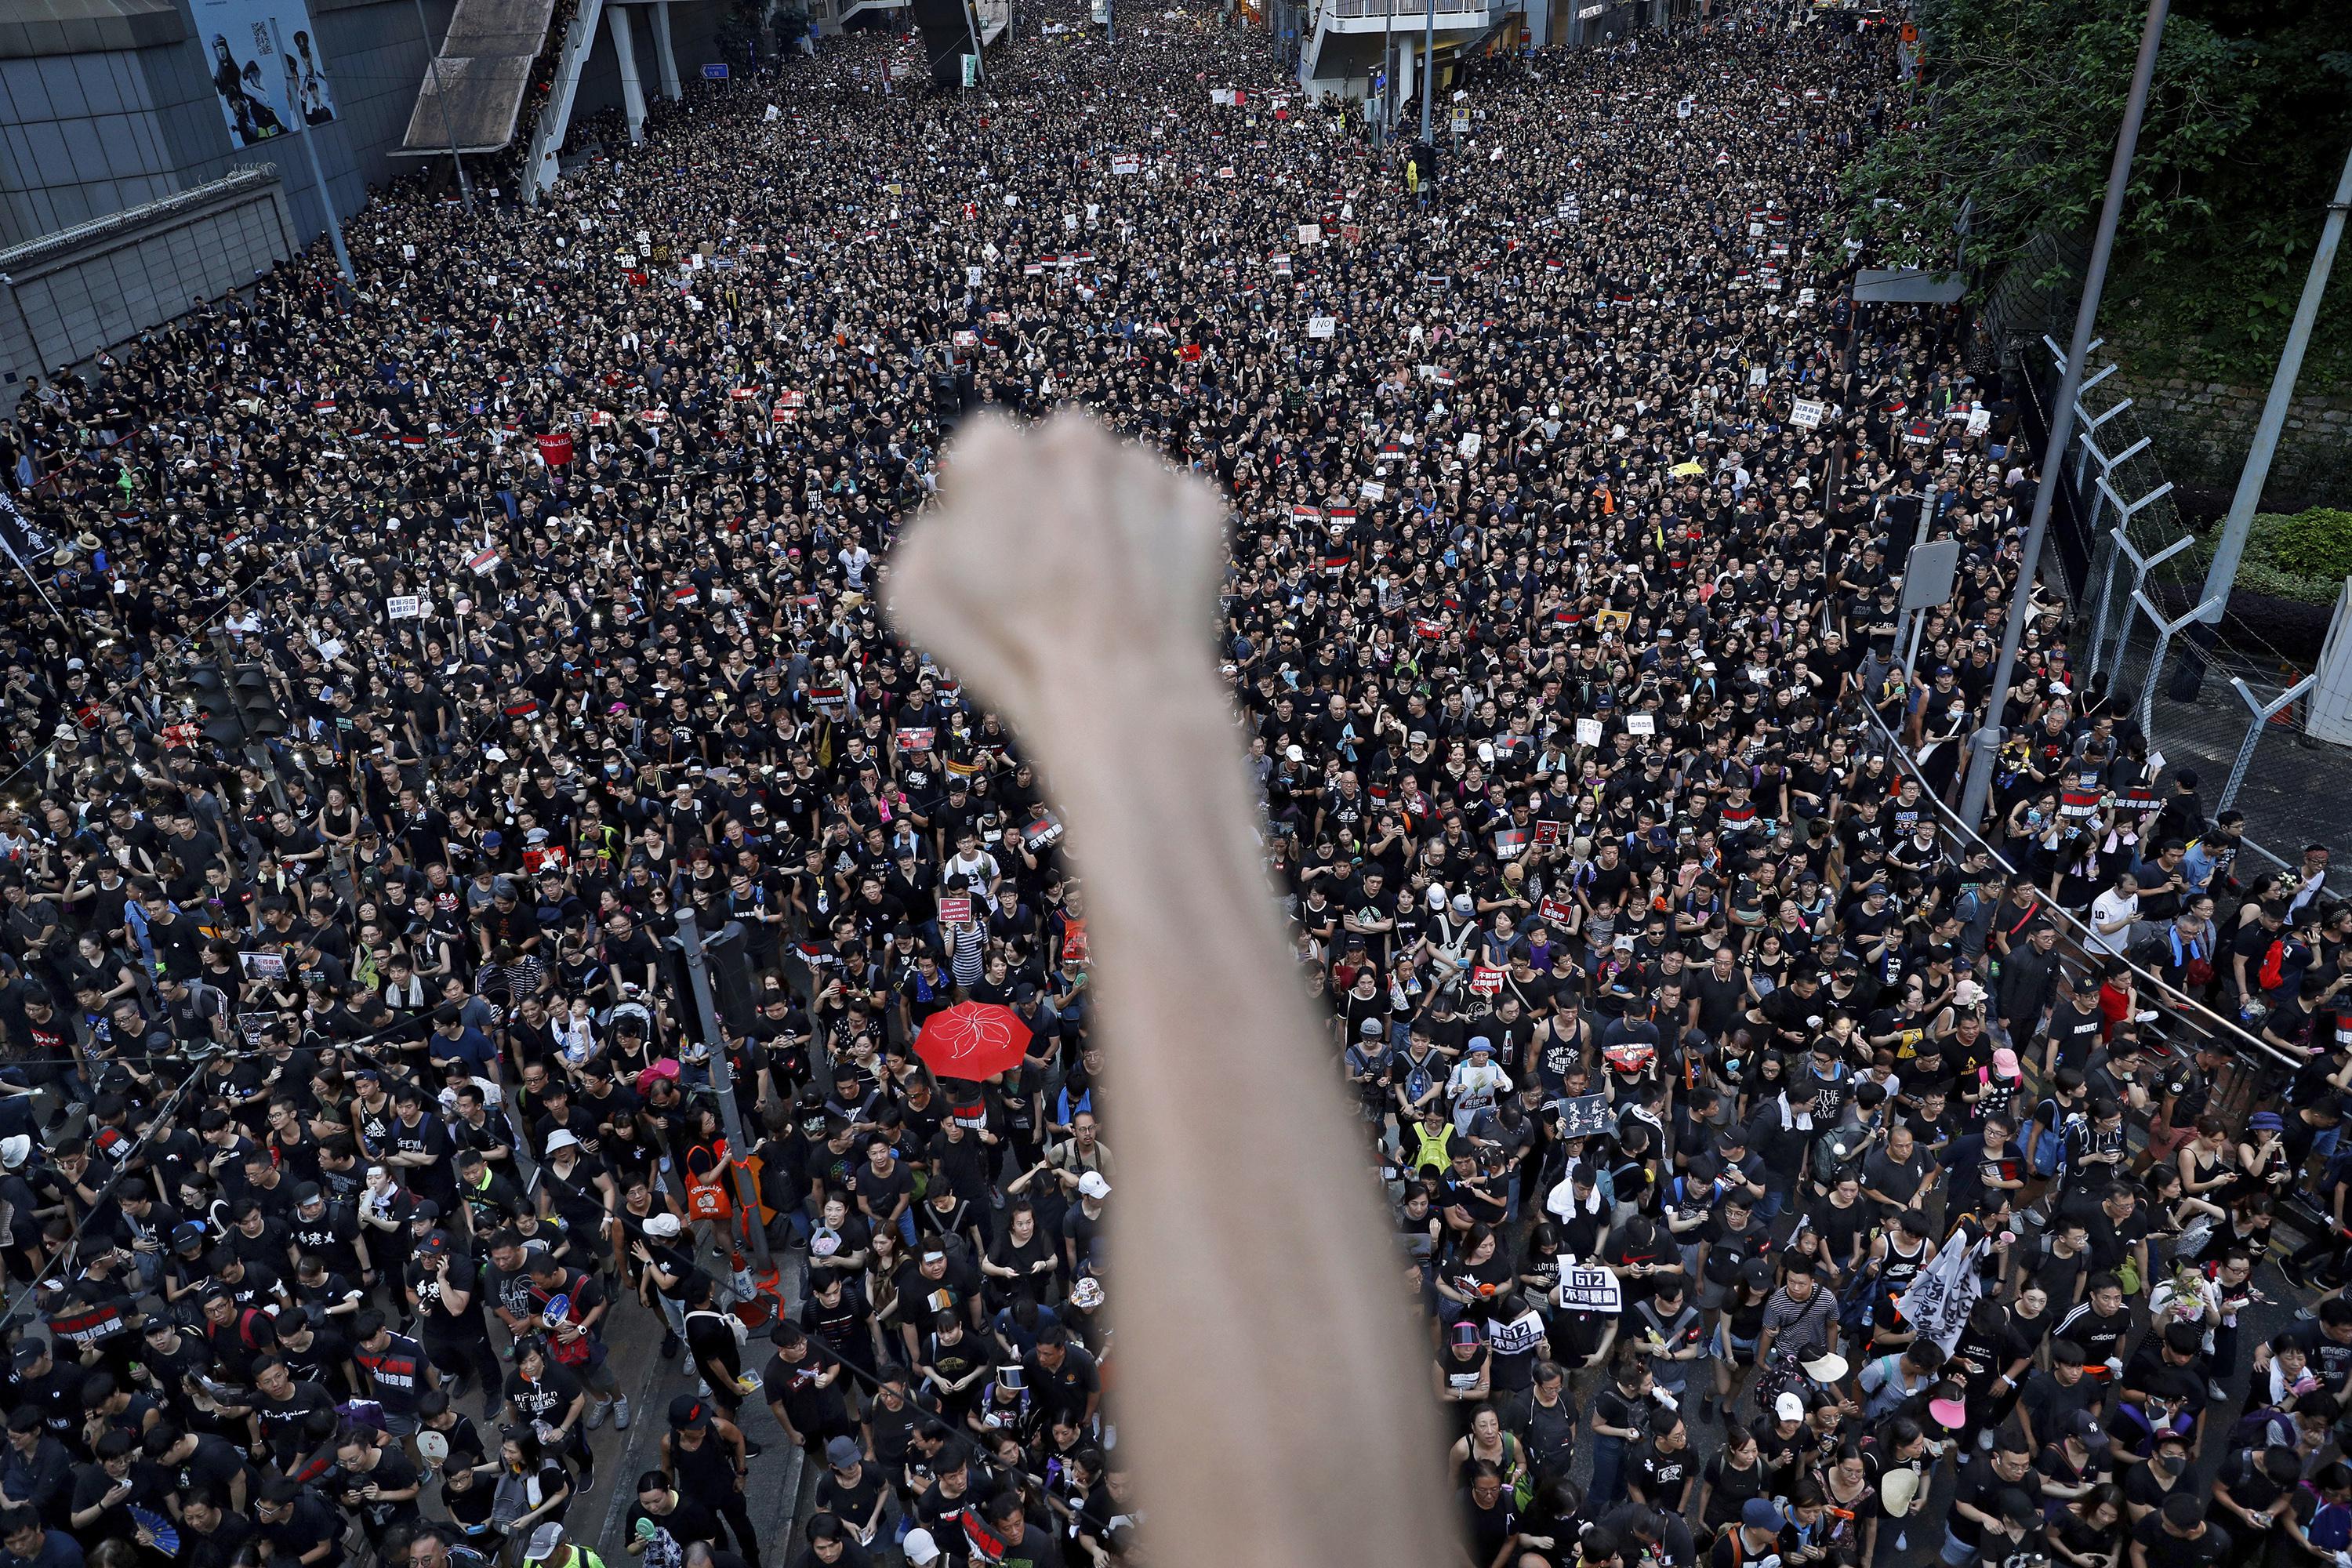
[[2021, 336, 2350, 896], [1849, 684, 2302, 1076], [1324, 0, 1488, 18]]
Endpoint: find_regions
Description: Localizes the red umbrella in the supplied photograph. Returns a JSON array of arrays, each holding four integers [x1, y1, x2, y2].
[[913, 1001, 1032, 1081]]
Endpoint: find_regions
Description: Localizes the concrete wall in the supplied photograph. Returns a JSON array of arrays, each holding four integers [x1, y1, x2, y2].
[[0, 0, 459, 256], [158, 0, 464, 241], [0, 38, 221, 247], [0, 165, 296, 387], [310, 0, 463, 186], [2108, 370, 2352, 517]]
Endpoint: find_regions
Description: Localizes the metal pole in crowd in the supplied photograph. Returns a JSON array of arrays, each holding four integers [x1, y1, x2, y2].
[[1385, 0, 1399, 136], [276, 21, 354, 281], [412, 0, 476, 213], [1957, 0, 2170, 829], [1419, 0, 1433, 144], [672, 904, 775, 1272]]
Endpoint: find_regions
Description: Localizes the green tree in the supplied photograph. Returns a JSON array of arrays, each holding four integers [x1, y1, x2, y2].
[[1842, 0, 2352, 383]]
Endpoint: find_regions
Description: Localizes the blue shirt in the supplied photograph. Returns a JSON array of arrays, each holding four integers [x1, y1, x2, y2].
[[430, 1025, 498, 1076], [0, 1527, 81, 1568]]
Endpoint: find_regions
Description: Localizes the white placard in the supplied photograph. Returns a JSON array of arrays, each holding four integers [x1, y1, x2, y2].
[[1558, 1266, 1623, 1314], [1298, 223, 1322, 245], [1359, 479, 1385, 501], [1625, 713, 1657, 736], [1789, 399, 1825, 430], [1575, 717, 1604, 747], [1306, 315, 1338, 339], [1748, 365, 1768, 387], [386, 595, 424, 620]]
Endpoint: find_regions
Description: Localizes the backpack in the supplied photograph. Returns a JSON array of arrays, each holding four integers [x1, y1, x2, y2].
[[2260, 937, 2288, 994], [1811, 1120, 1869, 1189], [2228, 1408, 2296, 1450], [528, 1273, 602, 1368], [2028, 1100, 2069, 1178], [1403, 1054, 1436, 1109], [1835, 1262, 1880, 1343], [686, 1305, 750, 1349]]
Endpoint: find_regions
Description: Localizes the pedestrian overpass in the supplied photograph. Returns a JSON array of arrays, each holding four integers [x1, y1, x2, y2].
[[398, 0, 711, 202], [1298, 0, 1497, 107]]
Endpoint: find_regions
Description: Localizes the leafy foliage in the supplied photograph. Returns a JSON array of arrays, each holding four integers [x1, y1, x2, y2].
[[1841, 0, 2352, 384], [2187, 508, 2352, 604]]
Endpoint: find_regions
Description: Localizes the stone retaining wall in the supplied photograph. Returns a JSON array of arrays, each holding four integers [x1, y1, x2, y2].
[[2107, 370, 2352, 514]]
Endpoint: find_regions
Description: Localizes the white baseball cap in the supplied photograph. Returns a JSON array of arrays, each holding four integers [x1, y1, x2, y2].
[[1077, 1171, 1111, 1200], [903, 1529, 942, 1566]]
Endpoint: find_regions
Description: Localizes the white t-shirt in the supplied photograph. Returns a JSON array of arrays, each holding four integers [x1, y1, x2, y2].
[[2087, 887, 2139, 954]]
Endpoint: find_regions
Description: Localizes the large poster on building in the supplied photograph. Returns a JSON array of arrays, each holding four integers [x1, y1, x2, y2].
[[195, 0, 337, 147]]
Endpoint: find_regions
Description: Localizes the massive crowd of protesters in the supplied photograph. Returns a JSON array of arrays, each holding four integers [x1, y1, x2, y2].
[[0, 2, 2347, 1566]]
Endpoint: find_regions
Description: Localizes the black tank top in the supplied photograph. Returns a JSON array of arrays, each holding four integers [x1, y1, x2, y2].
[[668, 1429, 736, 1500]]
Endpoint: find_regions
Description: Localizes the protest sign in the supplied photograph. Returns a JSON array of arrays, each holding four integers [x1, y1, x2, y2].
[[1557, 1266, 1623, 1313], [1562, 1269, 1618, 1316], [1555, 1094, 1614, 1139]]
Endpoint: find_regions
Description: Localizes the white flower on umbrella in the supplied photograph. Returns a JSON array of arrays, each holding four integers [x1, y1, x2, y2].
[[920, 1003, 1028, 1072]]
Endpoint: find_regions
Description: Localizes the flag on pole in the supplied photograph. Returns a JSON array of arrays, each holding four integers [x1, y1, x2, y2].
[[1895, 1222, 1993, 1352], [0, 488, 59, 574]]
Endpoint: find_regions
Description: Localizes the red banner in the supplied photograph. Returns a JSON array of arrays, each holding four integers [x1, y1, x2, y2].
[[536, 433, 574, 466]]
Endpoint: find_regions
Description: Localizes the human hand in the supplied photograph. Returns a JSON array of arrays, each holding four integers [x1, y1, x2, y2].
[[886, 413, 1229, 737]]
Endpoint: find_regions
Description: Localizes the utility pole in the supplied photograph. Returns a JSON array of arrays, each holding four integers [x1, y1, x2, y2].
[[672, 906, 774, 1271], [1382, 0, 1396, 139], [1958, 0, 2169, 829], [963, 0, 987, 82], [2172, 136, 2352, 698], [1418, 0, 1433, 143], [412, 0, 476, 213], [275, 20, 353, 281]]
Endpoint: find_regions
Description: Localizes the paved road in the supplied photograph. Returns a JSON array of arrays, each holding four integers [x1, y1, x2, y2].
[[425, 1247, 816, 1559]]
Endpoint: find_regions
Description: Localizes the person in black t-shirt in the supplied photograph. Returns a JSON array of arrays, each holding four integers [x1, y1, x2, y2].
[[761, 1323, 857, 1453], [626, 1472, 721, 1567], [2130, 1490, 2231, 1566], [1626, 1409, 1693, 1515], [410, 1232, 503, 1419]]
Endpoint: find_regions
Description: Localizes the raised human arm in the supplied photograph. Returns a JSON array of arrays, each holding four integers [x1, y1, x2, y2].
[[887, 413, 1455, 1568]]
